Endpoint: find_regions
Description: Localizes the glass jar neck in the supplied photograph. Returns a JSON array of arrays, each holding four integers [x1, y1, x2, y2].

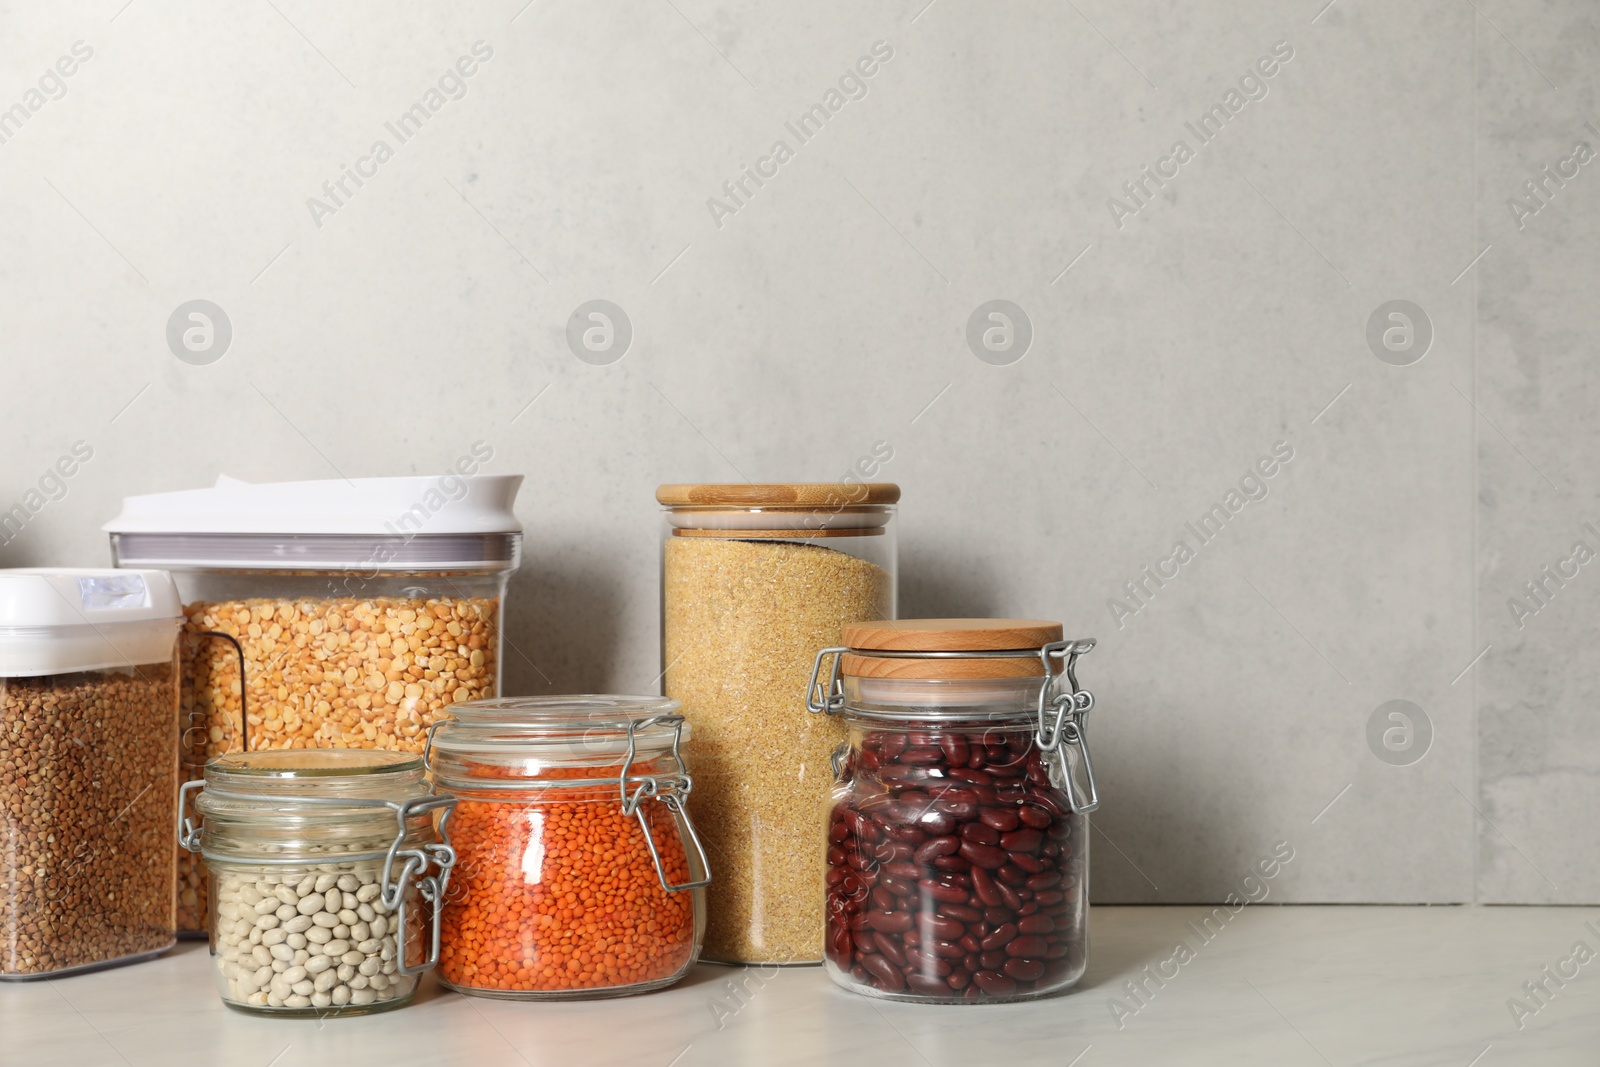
[[840, 674, 1047, 724]]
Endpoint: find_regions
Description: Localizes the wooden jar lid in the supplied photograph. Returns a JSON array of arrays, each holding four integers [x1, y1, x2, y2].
[[840, 619, 1064, 680], [656, 483, 901, 507]]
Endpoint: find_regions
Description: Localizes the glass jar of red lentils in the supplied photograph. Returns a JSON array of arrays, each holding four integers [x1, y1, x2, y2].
[[807, 620, 1099, 1004], [426, 696, 710, 998]]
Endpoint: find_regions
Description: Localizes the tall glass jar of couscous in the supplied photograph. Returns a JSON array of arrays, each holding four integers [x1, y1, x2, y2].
[[657, 482, 898, 965], [106, 471, 522, 935]]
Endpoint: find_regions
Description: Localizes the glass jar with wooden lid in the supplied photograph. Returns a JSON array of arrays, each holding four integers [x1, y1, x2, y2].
[[807, 619, 1099, 1002], [658, 482, 898, 964]]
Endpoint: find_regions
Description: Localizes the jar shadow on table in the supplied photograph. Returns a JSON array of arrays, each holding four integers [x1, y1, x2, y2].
[[503, 558, 626, 691]]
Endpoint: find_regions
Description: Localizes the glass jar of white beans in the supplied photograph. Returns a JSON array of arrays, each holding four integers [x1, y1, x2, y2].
[[179, 749, 455, 1016]]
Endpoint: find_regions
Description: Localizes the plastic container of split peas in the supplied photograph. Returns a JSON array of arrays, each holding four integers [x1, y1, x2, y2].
[[807, 620, 1101, 1003], [105, 473, 522, 937], [427, 696, 711, 999]]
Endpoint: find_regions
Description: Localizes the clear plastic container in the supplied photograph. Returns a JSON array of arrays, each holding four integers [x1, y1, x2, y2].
[[105, 473, 522, 934], [429, 696, 709, 998], [179, 749, 455, 1015], [658, 483, 898, 965], [807, 619, 1100, 1003], [0, 569, 182, 979]]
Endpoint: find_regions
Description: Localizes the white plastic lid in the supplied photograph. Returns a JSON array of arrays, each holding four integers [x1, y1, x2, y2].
[[103, 474, 523, 571], [0, 568, 183, 677]]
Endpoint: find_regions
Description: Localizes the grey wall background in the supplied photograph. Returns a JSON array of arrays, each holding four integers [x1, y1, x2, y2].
[[1, 0, 1596, 904]]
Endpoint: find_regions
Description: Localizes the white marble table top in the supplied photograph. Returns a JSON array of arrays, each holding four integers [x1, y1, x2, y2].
[[4, 906, 1596, 1066]]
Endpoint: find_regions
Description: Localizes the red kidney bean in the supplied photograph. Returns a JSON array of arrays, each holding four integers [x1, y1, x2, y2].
[[883, 734, 907, 759], [1041, 840, 1062, 859], [995, 863, 1027, 886], [904, 929, 920, 948], [1044, 942, 1070, 959], [913, 836, 960, 865], [1018, 901, 1039, 916], [973, 971, 1018, 997], [968, 747, 986, 769], [948, 766, 992, 785], [826, 867, 848, 887], [934, 799, 977, 819], [873, 931, 907, 966], [959, 933, 981, 953], [1033, 890, 1065, 906], [947, 968, 971, 990], [867, 910, 914, 933], [982, 906, 1013, 926], [1000, 828, 1043, 853], [962, 952, 981, 974], [850, 964, 870, 984], [885, 861, 920, 880], [938, 902, 983, 923], [979, 806, 1022, 832], [960, 842, 1007, 870], [913, 809, 956, 836], [970, 866, 1002, 907], [996, 881, 1024, 913], [929, 939, 966, 960], [830, 820, 849, 842], [896, 746, 941, 764], [917, 879, 968, 904], [931, 855, 969, 872], [1003, 958, 1046, 982], [979, 923, 1017, 951], [906, 974, 950, 996], [939, 735, 970, 766], [960, 822, 1000, 846], [879, 874, 914, 897], [1016, 804, 1052, 830], [978, 950, 1006, 970], [870, 886, 896, 911], [1005, 935, 1048, 958], [1008, 852, 1045, 874], [863, 954, 905, 991], [884, 824, 927, 844], [1018, 914, 1054, 934]]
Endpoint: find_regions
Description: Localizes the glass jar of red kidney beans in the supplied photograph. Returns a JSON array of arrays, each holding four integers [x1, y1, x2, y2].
[[807, 619, 1099, 1004]]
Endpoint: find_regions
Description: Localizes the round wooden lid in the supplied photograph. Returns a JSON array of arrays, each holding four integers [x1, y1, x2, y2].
[[841, 618, 1063, 650], [839, 619, 1064, 680], [656, 483, 900, 507]]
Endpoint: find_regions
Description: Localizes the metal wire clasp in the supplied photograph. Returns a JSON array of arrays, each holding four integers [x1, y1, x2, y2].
[[1035, 639, 1099, 813], [617, 715, 713, 894], [807, 646, 850, 715]]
